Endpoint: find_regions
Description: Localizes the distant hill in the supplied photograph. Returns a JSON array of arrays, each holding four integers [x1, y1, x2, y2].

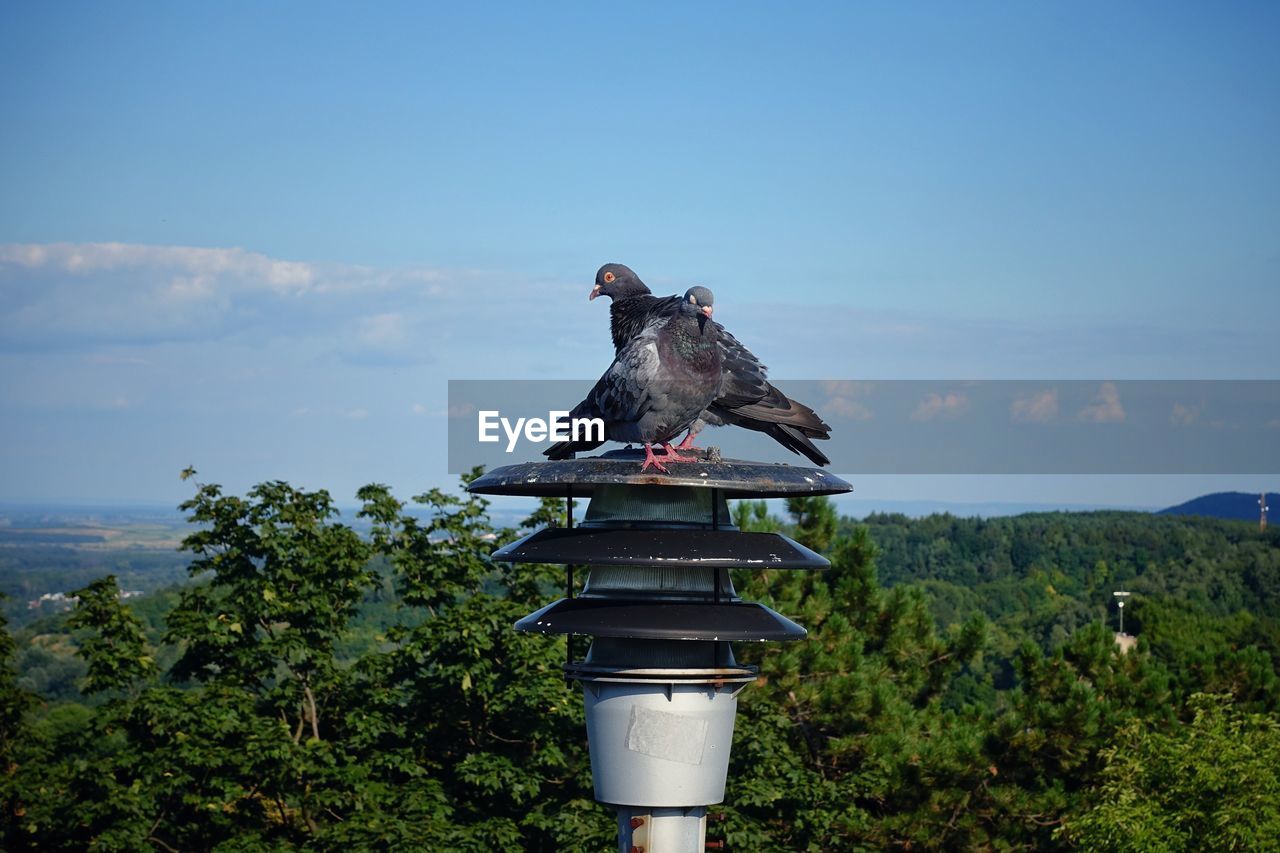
[[1157, 491, 1272, 521], [836, 497, 1157, 519]]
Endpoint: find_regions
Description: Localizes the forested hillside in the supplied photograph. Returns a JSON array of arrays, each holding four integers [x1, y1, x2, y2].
[[854, 510, 1280, 702], [1157, 490, 1273, 521], [2, 476, 1278, 850]]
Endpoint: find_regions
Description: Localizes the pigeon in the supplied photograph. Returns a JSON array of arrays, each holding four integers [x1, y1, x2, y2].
[[545, 287, 722, 472], [589, 263, 832, 465]]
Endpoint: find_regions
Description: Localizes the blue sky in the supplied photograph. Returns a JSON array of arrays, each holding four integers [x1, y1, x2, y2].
[[1, 2, 1277, 507]]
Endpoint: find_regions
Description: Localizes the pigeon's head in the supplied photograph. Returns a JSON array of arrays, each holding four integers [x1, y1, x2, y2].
[[590, 263, 649, 301], [683, 286, 715, 321]]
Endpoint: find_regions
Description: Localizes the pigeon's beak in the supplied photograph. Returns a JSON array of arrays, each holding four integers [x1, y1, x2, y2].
[[700, 305, 713, 318], [589, 284, 602, 301]]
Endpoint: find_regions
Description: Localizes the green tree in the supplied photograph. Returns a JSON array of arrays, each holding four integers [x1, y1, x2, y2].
[[0, 604, 33, 839], [6, 479, 1279, 851], [1062, 693, 1280, 851], [725, 516, 991, 849], [733, 499, 782, 533], [67, 575, 156, 694], [983, 623, 1174, 845], [784, 495, 838, 553], [352, 474, 607, 849], [3, 472, 612, 851]]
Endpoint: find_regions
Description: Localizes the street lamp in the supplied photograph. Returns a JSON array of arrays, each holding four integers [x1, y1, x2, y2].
[[469, 450, 851, 852], [1113, 590, 1131, 635]]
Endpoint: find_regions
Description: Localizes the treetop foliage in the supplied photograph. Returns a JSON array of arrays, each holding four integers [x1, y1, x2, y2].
[[0, 479, 1276, 850]]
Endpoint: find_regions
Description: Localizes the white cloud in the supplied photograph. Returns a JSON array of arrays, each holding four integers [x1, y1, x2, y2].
[[0, 242, 318, 294], [1078, 382, 1126, 423], [821, 381, 874, 421], [355, 313, 409, 346], [911, 392, 968, 422], [1011, 389, 1058, 423], [824, 395, 873, 421], [0, 242, 333, 348], [0, 242, 561, 371]]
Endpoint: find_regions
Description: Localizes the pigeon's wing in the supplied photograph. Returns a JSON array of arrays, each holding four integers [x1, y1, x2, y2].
[[544, 329, 663, 459], [590, 336, 661, 423], [713, 326, 773, 407], [702, 324, 833, 466], [712, 326, 829, 435]]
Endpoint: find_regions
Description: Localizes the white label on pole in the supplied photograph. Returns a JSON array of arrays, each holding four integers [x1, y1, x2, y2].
[[625, 705, 709, 766]]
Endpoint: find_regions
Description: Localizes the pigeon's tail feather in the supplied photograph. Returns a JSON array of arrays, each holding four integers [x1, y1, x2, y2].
[[724, 417, 831, 466], [709, 384, 832, 466], [713, 386, 831, 435], [771, 423, 831, 466], [729, 389, 831, 438], [543, 438, 607, 460]]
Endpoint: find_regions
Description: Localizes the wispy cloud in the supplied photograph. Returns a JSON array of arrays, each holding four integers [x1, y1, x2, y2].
[[0, 242, 577, 374], [355, 313, 409, 345], [911, 391, 968, 422], [735, 299, 1274, 380], [1, 242, 333, 349], [1011, 389, 1058, 423], [1078, 382, 1126, 423], [289, 406, 373, 420], [1, 241, 319, 291], [821, 381, 874, 422], [1170, 402, 1201, 426], [821, 380, 874, 396], [337, 311, 433, 366], [825, 397, 873, 421], [85, 353, 151, 366]]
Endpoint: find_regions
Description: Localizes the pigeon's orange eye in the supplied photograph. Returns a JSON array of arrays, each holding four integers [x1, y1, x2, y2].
[[603, 271, 616, 283]]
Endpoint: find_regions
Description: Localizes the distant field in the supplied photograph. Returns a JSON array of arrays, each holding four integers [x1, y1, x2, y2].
[[0, 507, 194, 627], [0, 524, 185, 549], [0, 529, 111, 545]]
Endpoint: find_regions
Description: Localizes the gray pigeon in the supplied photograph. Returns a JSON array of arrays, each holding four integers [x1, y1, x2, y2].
[[545, 287, 722, 472], [590, 263, 832, 465]]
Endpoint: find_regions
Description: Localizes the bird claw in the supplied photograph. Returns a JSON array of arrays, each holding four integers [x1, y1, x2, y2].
[[640, 443, 698, 472], [640, 444, 670, 473], [674, 433, 702, 452], [657, 443, 697, 465]]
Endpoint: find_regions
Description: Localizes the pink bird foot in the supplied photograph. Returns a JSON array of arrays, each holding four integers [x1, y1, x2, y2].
[[640, 443, 698, 472], [640, 443, 670, 473], [656, 442, 697, 465], [674, 432, 702, 452]]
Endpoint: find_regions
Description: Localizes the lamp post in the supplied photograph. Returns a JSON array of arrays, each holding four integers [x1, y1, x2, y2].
[[469, 450, 851, 853], [1113, 590, 1131, 635]]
